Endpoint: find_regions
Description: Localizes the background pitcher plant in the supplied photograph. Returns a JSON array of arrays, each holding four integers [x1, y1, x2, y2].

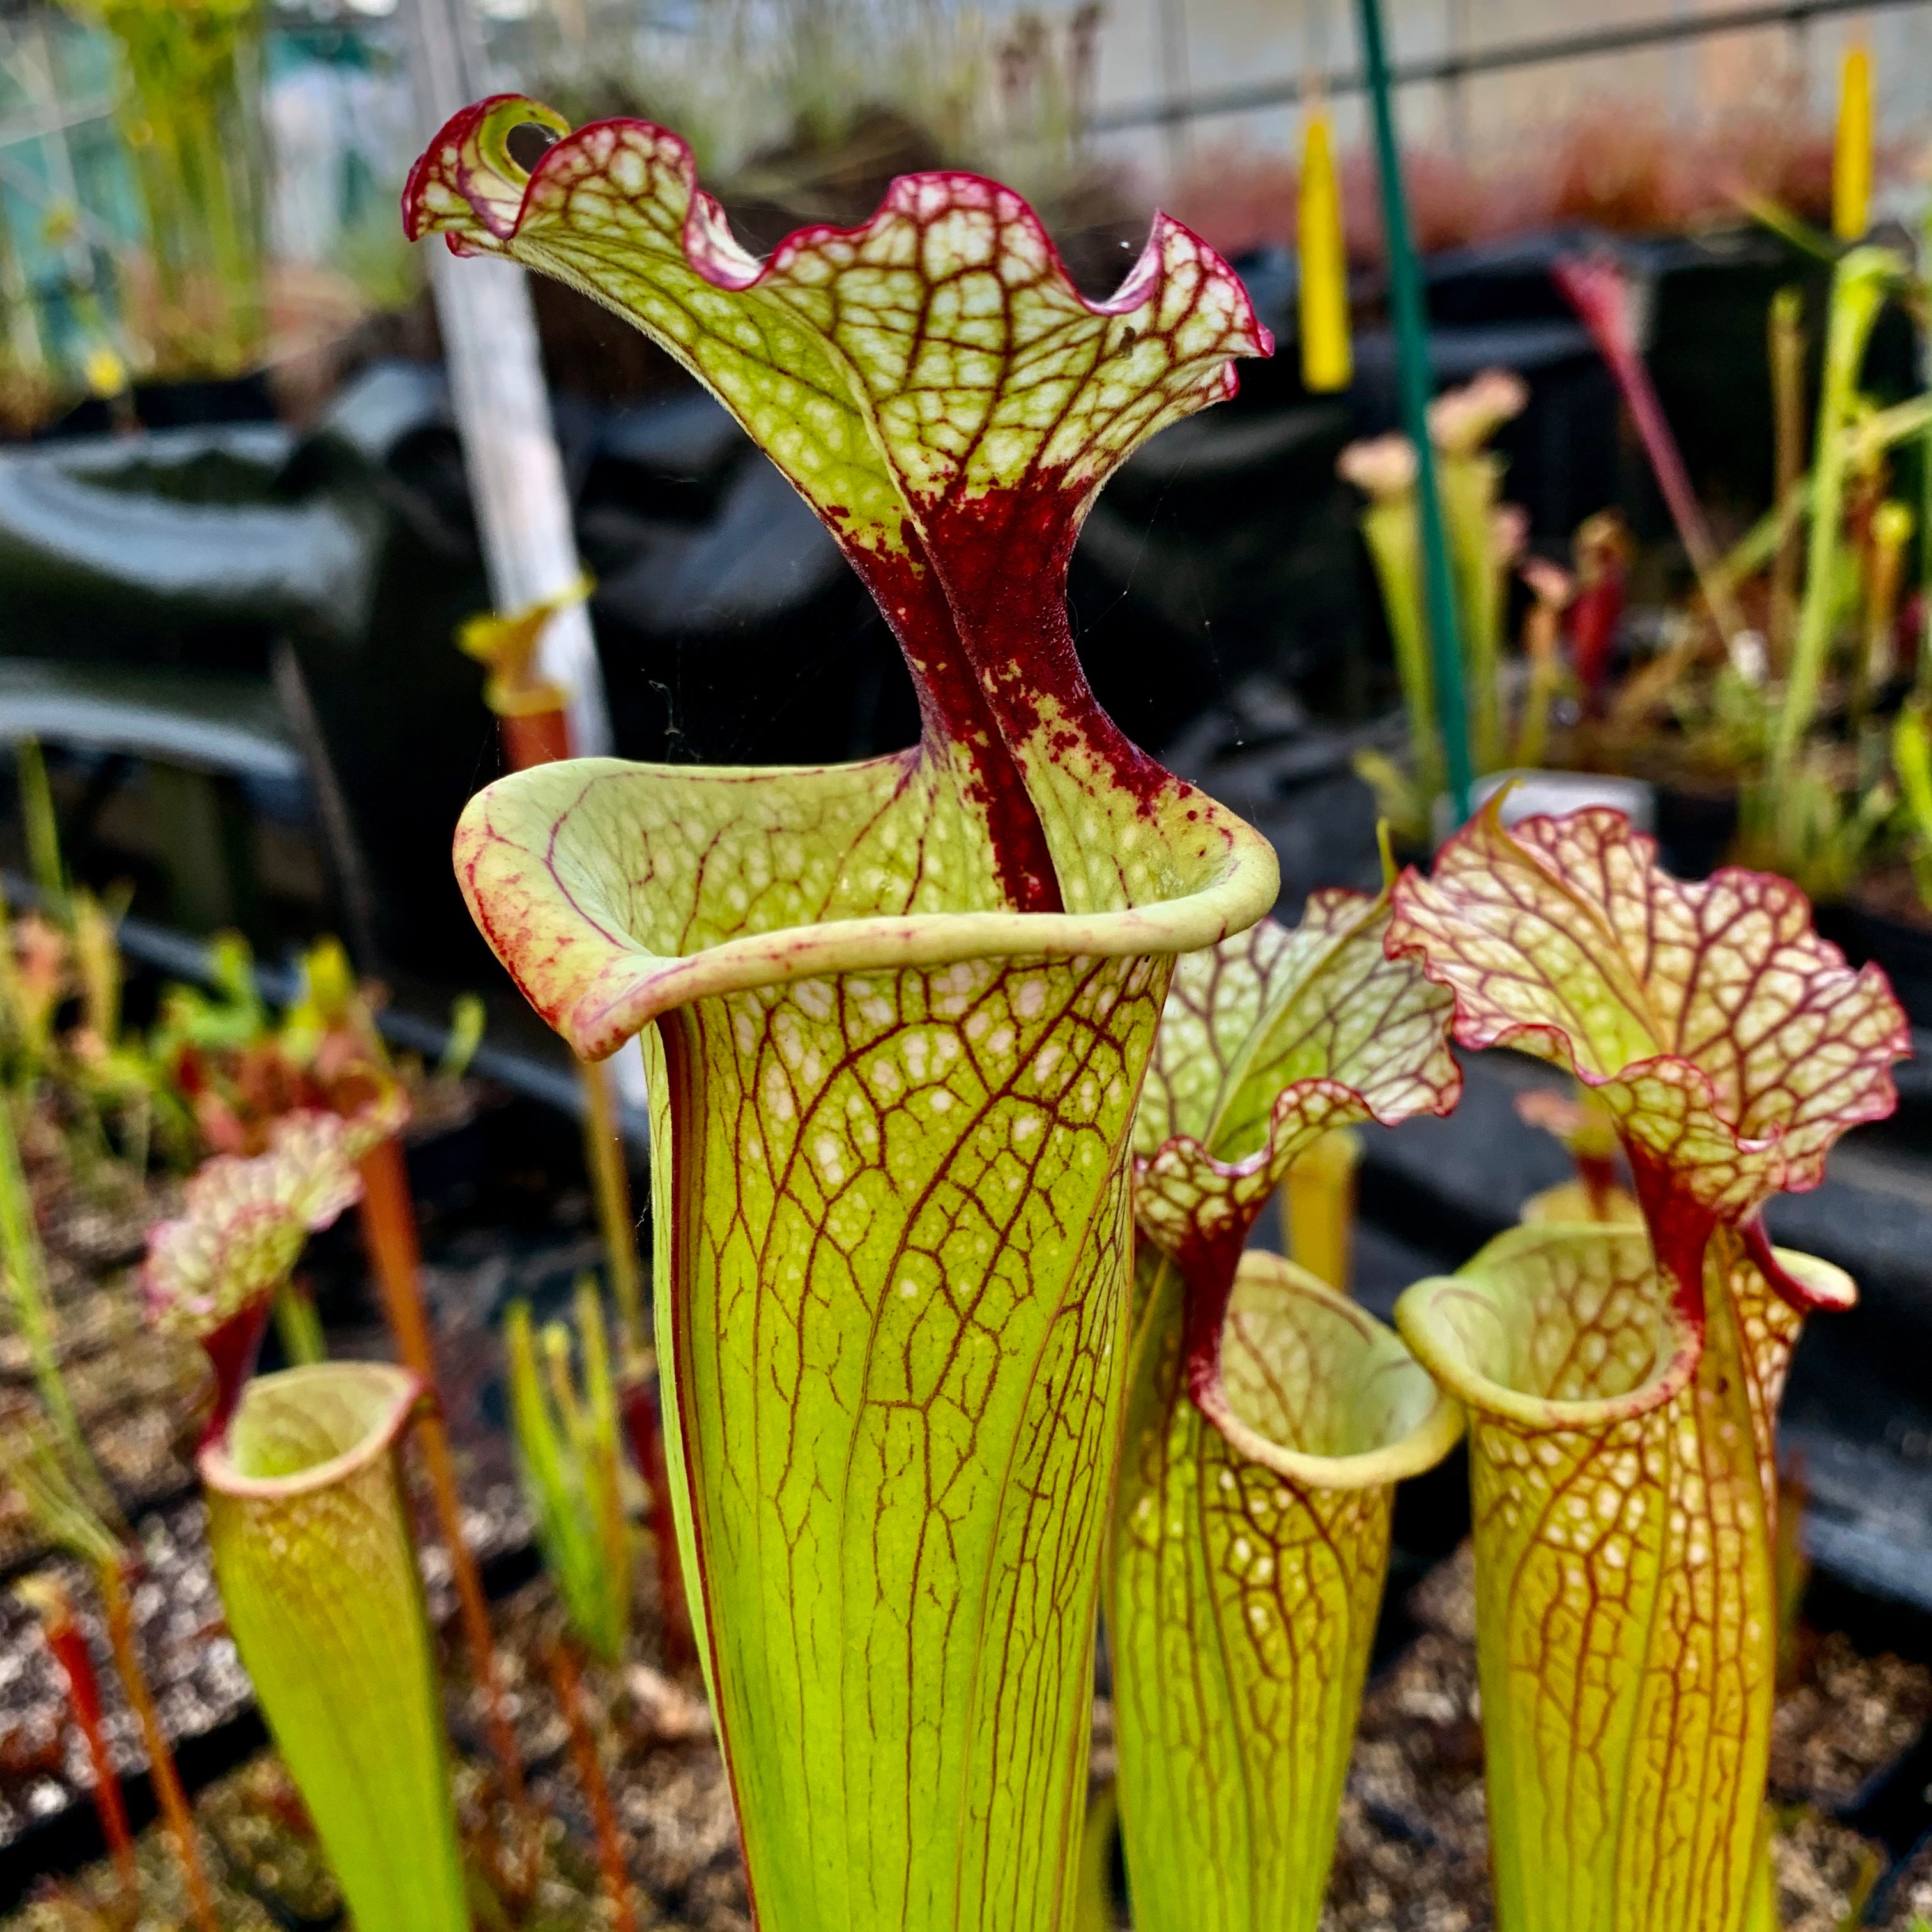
[[1112, 890, 1464, 1932], [201, 1363, 468, 1932], [1390, 804, 1910, 1932]]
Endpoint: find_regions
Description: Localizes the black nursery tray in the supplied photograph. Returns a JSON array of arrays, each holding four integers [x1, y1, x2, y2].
[[1820, 903, 1932, 1033]]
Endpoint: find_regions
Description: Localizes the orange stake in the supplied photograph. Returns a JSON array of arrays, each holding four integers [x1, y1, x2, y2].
[[503, 709, 572, 769], [23, 1577, 137, 1908], [99, 1561, 217, 1932], [355, 1137, 529, 1825], [479, 670, 682, 1678], [622, 1377, 695, 1676], [546, 1639, 638, 1932]]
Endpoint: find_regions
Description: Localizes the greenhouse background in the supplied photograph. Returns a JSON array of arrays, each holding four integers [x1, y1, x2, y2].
[[3, 1, 1927, 408], [10, 1, 1932, 1928]]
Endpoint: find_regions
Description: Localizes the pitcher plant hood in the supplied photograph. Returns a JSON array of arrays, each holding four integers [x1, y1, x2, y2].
[[144, 1110, 361, 1338], [1132, 889, 1460, 1426], [407, 93, 1276, 956], [1388, 800, 1907, 1330]]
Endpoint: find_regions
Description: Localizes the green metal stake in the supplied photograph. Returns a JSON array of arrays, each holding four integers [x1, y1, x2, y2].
[[1354, 0, 1473, 825], [1921, 202, 1932, 706]]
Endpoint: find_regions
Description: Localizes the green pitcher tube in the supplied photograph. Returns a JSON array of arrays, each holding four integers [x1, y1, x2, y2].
[[1399, 1222, 1853, 1932], [1112, 1249, 1460, 1932], [200, 1362, 468, 1932]]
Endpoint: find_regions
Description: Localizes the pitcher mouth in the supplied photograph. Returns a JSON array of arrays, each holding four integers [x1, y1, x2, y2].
[[198, 1362, 422, 1499], [455, 753, 1280, 1061], [1198, 1255, 1462, 1491], [1397, 1222, 1700, 1433]]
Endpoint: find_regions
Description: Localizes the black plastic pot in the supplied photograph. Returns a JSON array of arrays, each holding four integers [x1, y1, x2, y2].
[[1818, 901, 1932, 1030], [1652, 779, 1740, 881], [38, 372, 279, 441]]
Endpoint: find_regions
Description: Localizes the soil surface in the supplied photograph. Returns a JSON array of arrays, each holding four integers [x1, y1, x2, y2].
[[4, 1537, 1927, 1931], [5, 1116, 1929, 1928]]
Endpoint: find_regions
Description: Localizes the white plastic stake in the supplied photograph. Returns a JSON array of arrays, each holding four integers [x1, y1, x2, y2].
[[401, 0, 611, 756]]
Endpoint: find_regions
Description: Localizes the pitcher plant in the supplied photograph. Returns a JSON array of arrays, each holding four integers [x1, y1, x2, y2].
[[1391, 802, 1908, 1932], [1112, 891, 1463, 1932], [404, 93, 1278, 1932], [201, 1363, 467, 1932]]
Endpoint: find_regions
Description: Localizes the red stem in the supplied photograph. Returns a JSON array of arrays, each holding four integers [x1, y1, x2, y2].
[[1171, 1225, 1250, 1419], [1609, 351, 1720, 581], [853, 544, 1068, 915], [100, 1560, 217, 1932], [1554, 257, 1740, 640], [1577, 1151, 1618, 1220], [195, 1298, 271, 1450], [1626, 1150, 1717, 1333], [546, 1638, 638, 1932], [355, 1138, 531, 1831], [36, 1590, 137, 1905], [1569, 575, 1626, 709], [621, 1377, 695, 1676]]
